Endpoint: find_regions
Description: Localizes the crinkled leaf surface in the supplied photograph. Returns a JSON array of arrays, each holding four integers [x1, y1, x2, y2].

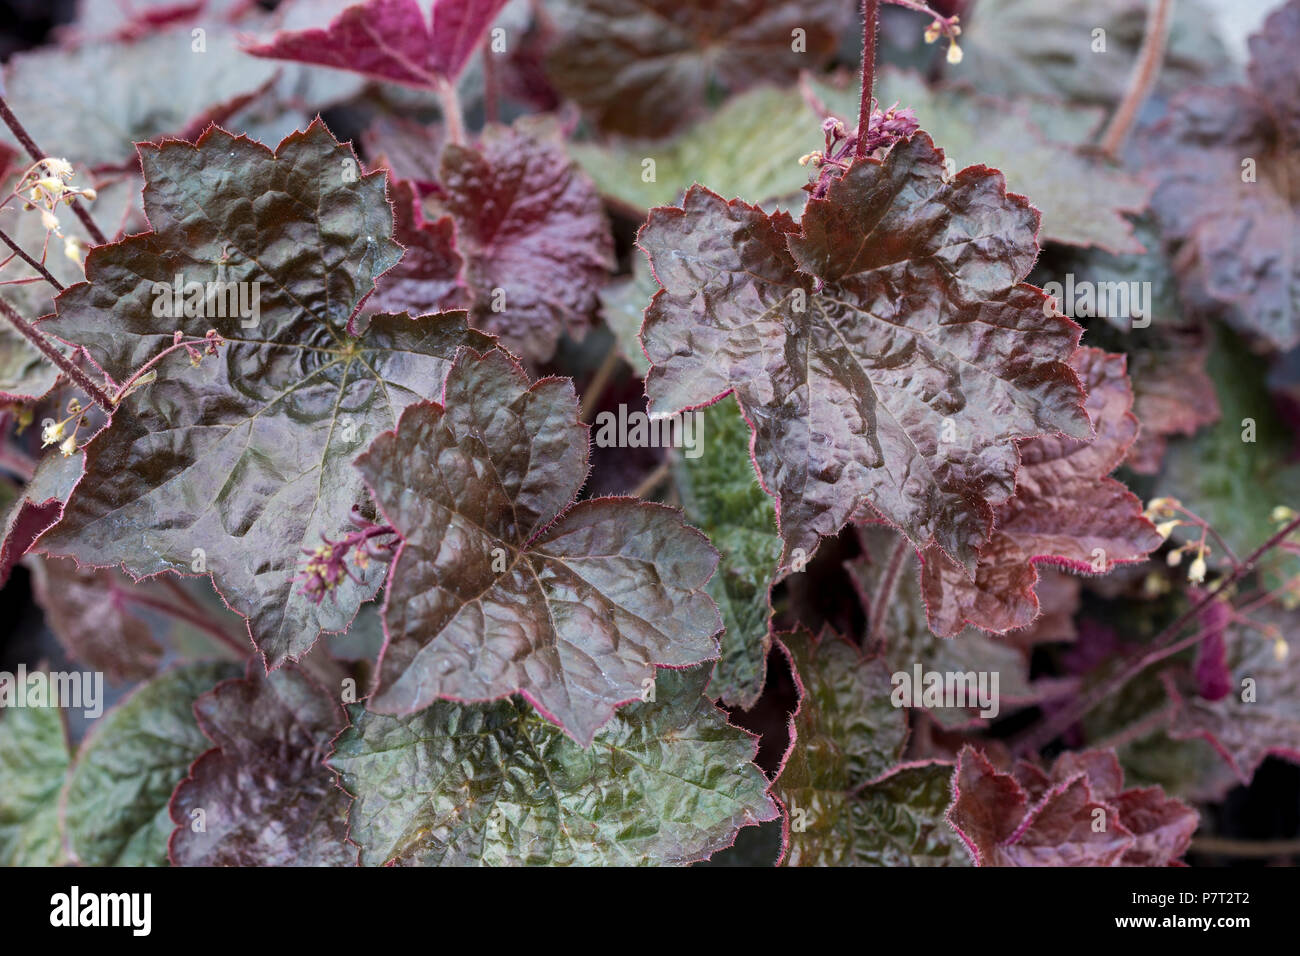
[[674, 395, 781, 709], [954, 0, 1229, 107], [61, 661, 241, 866], [919, 348, 1162, 636], [569, 86, 816, 215], [431, 121, 614, 362], [1163, 606, 1300, 784], [1141, 0, 1300, 350], [640, 134, 1090, 573], [0, 695, 70, 866], [356, 348, 722, 744], [948, 746, 1195, 866], [1, 27, 279, 167], [169, 661, 355, 866], [38, 122, 493, 667], [244, 0, 509, 86], [330, 664, 776, 865], [546, 0, 845, 138], [365, 177, 466, 318], [817, 71, 1149, 253], [774, 627, 967, 866], [27, 556, 164, 683]]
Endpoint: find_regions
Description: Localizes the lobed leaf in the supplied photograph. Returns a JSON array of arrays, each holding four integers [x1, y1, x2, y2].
[[38, 122, 493, 667], [919, 348, 1163, 636], [1163, 605, 1300, 785], [27, 556, 165, 683], [639, 134, 1090, 573], [356, 347, 722, 744], [431, 120, 615, 362], [673, 395, 781, 709], [816, 71, 1150, 253], [244, 0, 510, 87], [1140, 0, 1300, 350], [569, 86, 817, 215], [948, 746, 1196, 866]]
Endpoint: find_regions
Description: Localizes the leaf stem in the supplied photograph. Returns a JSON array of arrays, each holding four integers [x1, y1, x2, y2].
[[1013, 515, 1300, 756], [482, 36, 500, 125], [0, 298, 113, 410], [856, 0, 881, 159], [114, 587, 251, 658], [0, 95, 108, 247], [868, 534, 912, 652], [436, 78, 467, 146], [1099, 0, 1175, 159], [0, 224, 63, 291]]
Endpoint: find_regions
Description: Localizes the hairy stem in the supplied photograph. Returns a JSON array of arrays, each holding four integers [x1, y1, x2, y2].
[[0, 225, 63, 291], [111, 335, 216, 404], [1099, 0, 1175, 158], [868, 535, 913, 652], [0, 298, 113, 410], [856, 0, 881, 159], [1013, 515, 1300, 756], [0, 95, 108, 247]]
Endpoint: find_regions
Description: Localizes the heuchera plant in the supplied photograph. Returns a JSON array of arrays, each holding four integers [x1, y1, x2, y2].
[[0, 0, 1296, 868]]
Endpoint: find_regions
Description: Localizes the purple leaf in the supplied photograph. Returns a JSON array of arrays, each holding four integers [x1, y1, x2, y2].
[[169, 661, 356, 866], [244, 0, 510, 88], [431, 120, 615, 362], [919, 348, 1163, 636], [639, 134, 1090, 574], [37, 121, 491, 668], [355, 348, 722, 745]]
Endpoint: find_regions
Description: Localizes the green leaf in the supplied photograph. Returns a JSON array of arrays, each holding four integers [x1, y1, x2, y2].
[[569, 86, 816, 215], [61, 661, 241, 866], [816, 71, 1149, 253], [673, 395, 781, 708], [38, 122, 493, 666], [774, 627, 967, 866], [330, 665, 777, 865], [0, 694, 70, 866], [355, 348, 722, 744]]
